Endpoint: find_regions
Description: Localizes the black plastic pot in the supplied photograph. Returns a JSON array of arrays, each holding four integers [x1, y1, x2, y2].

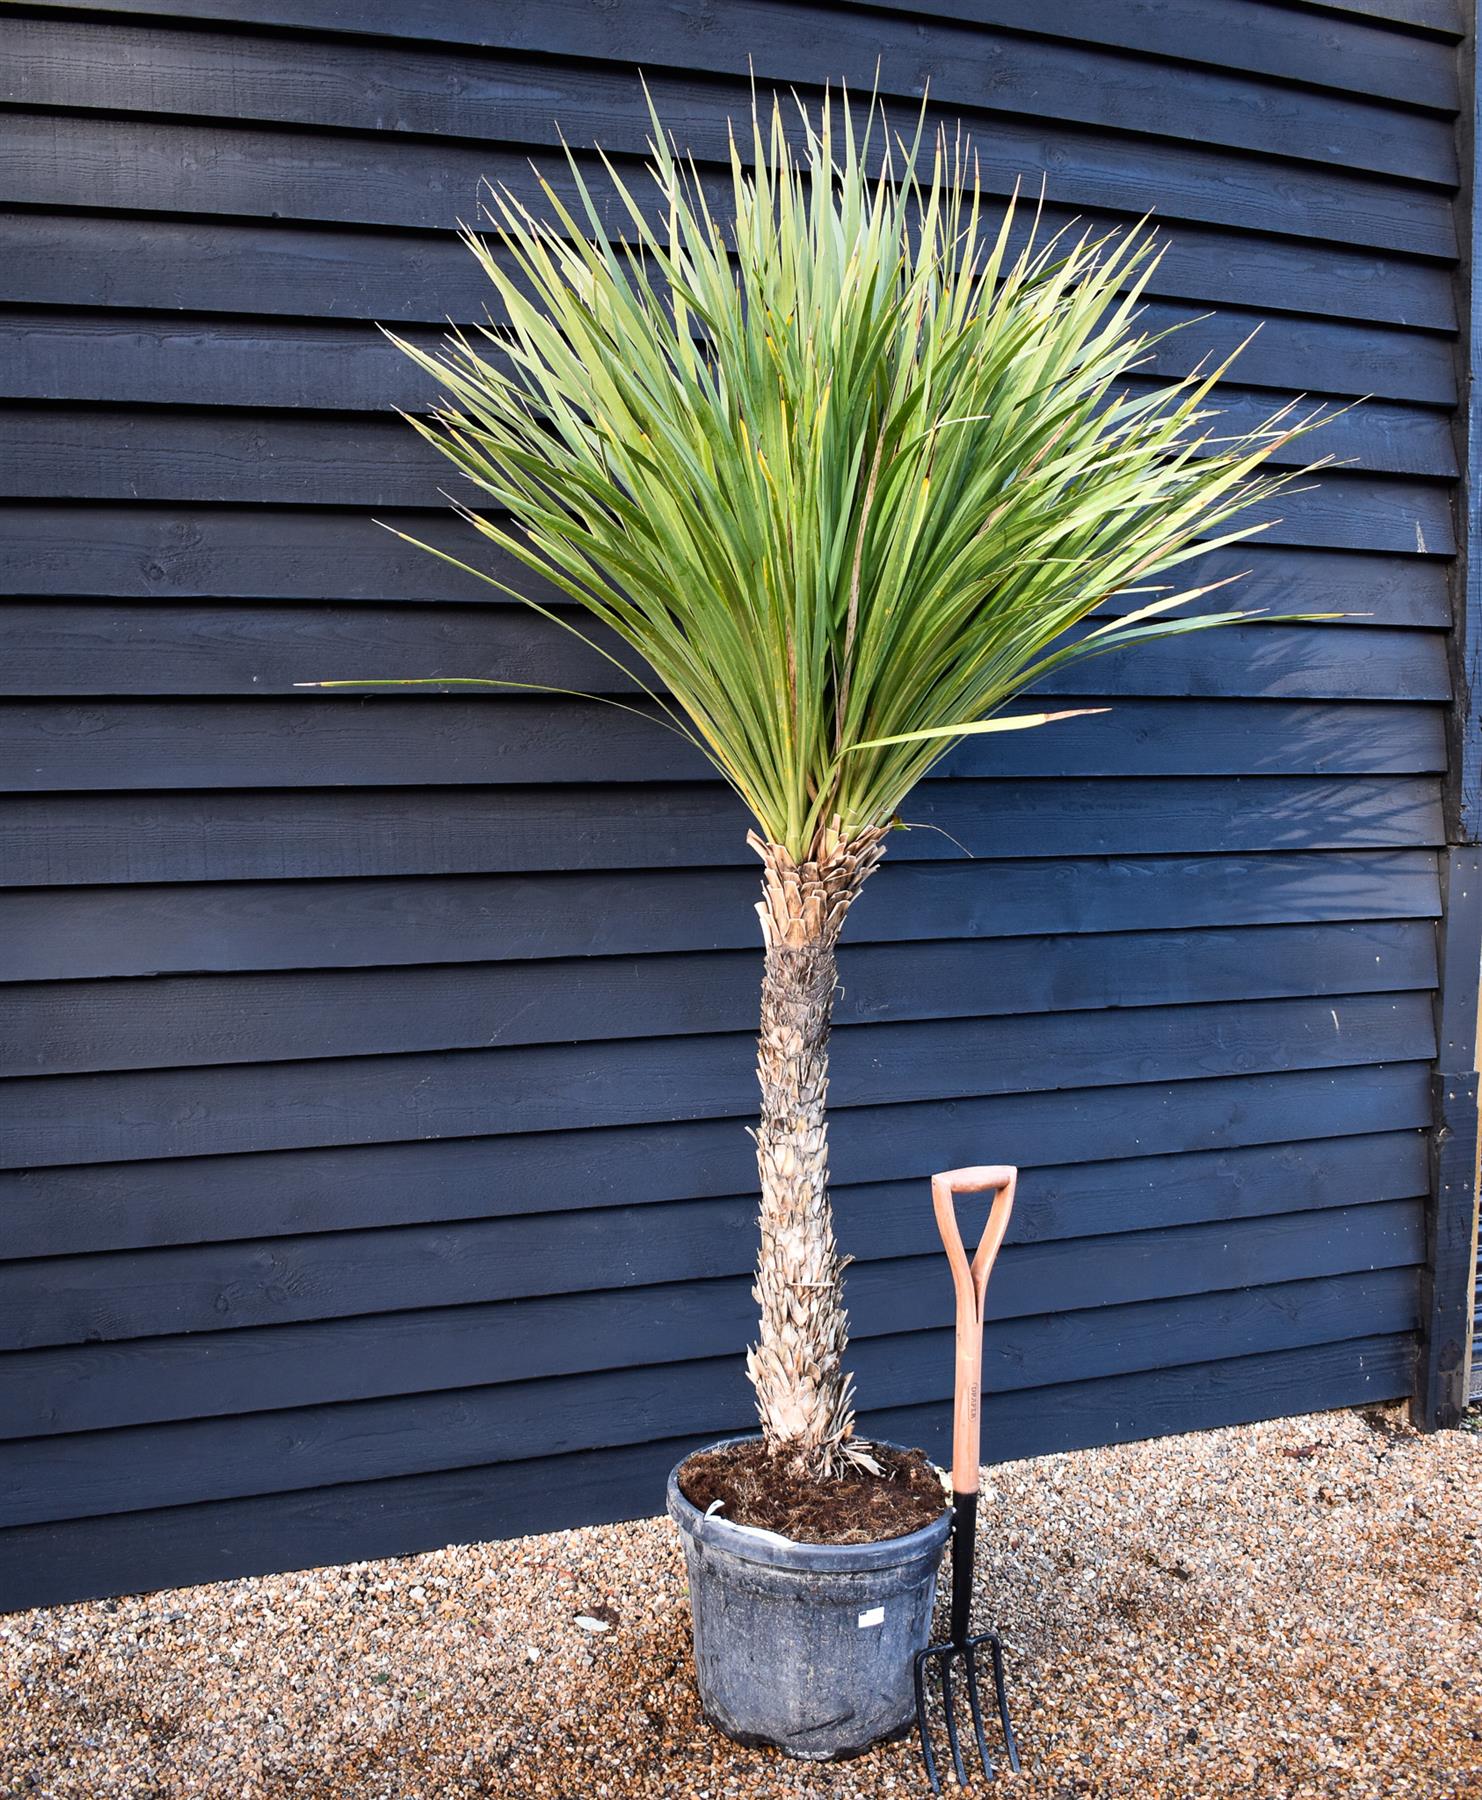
[[667, 1439, 952, 1761]]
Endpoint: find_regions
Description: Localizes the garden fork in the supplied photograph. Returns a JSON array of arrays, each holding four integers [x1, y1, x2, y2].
[[913, 1166, 1022, 1791]]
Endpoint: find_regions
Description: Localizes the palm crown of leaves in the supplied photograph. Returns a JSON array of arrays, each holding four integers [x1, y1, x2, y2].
[[323, 88, 1330, 863]]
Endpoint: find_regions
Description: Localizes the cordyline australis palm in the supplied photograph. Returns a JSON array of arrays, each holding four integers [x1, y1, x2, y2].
[[309, 91, 1330, 1482]]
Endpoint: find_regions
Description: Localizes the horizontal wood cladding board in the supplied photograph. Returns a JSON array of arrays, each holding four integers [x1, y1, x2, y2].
[[0, 404, 1453, 504], [0, 604, 1451, 707], [4, 211, 1456, 333], [0, 111, 1455, 260], [1, 922, 1439, 1077], [0, 510, 1449, 622], [1, 992, 1437, 1168], [5, 0, 1454, 123], [0, 851, 1444, 985], [0, 1252, 1422, 1526], [0, 1331, 1415, 1612], [1308, 2, 1460, 35], [1, 305, 1457, 409], [20, 0, 1462, 100], [0, 1063, 1435, 1255], [0, 420, 1448, 548], [0, 1119, 1427, 1270], [0, 698, 1449, 794], [0, 1177, 1425, 1360], [0, 1261, 1420, 1442], [0, 777, 1445, 889], [0, 1238, 1426, 1533], [857, 1328, 1416, 1481], [14, 390, 1455, 489], [856, 1, 1458, 101], [0, 18, 1457, 189]]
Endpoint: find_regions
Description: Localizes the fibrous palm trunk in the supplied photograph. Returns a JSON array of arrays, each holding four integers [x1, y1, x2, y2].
[[747, 825, 889, 1479]]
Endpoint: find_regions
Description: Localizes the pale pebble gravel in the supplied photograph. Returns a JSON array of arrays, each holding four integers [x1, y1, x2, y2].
[[3, 1402, 1479, 1800]]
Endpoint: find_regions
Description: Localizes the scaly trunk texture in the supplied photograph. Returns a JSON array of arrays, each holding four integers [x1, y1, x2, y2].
[[747, 825, 889, 1478]]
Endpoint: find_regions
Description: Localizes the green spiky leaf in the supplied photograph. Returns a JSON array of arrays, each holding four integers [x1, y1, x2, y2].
[[335, 88, 1332, 860]]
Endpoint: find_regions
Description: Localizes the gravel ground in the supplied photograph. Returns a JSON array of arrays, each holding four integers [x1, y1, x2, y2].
[[3, 1402, 1479, 1800]]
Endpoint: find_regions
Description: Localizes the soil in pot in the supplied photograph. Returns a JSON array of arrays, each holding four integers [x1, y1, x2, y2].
[[677, 1440, 944, 1544]]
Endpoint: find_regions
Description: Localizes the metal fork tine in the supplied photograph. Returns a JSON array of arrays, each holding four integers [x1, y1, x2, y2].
[[940, 1653, 967, 1787], [981, 1631, 1021, 1775], [979, 1634, 1022, 1771], [962, 1641, 995, 1780], [913, 1648, 943, 1796]]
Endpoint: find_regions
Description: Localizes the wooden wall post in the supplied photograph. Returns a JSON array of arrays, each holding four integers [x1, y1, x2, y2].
[[1415, 17, 1482, 1431]]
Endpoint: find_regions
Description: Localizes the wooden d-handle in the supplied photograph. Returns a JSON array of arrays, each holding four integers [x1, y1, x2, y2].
[[931, 1165, 1017, 1495]]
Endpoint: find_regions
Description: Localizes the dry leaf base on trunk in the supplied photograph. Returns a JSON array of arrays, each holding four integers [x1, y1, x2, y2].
[[746, 827, 889, 1486]]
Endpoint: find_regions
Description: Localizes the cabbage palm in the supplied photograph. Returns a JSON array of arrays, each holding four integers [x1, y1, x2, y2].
[[310, 91, 1326, 1481]]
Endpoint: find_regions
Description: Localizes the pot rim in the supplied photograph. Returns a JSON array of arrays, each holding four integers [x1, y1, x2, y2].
[[667, 1436, 952, 1573]]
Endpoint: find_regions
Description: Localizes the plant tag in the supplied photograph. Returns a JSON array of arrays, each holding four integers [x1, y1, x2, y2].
[[857, 1606, 885, 1629]]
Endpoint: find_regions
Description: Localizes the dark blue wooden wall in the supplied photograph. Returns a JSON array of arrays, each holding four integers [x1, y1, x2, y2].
[[0, 0, 1468, 1609]]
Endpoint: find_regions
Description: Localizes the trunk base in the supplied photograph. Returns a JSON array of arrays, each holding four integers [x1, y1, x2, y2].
[[677, 1438, 945, 1545]]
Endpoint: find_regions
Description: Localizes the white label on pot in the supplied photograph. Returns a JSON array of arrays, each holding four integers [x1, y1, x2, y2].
[[857, 1606, 885, 1629]]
